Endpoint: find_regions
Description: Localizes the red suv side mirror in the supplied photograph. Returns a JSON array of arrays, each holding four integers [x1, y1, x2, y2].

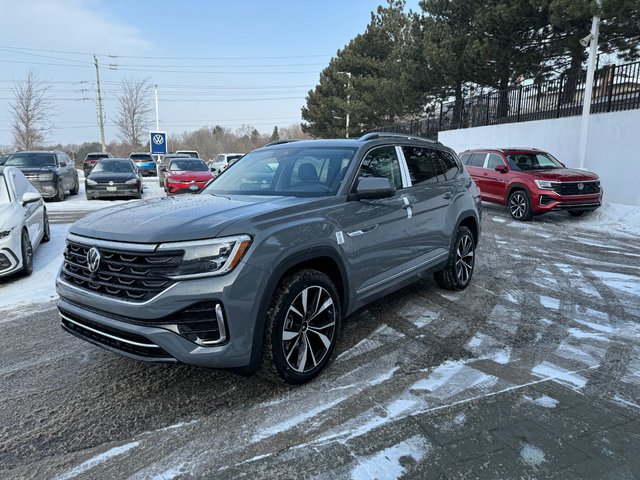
[[495, 165, 508, 173]]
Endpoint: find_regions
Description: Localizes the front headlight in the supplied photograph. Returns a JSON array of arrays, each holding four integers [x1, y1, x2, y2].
[[38, 173, 54, 181], [0, 227, 15, 239], [86, 179, 97, 186], [166, 177, 180, 184], [125, 178, 139, 185], [534, 180, 556, 190], [158, 235, 252, 279]]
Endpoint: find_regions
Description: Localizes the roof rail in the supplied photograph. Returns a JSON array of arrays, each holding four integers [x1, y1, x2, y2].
[[264, 139, 301, 147], [359, 132, 439, 144]]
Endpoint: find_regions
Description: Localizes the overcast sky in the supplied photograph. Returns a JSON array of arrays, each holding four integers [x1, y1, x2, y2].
[[0, 0, 419, 149]]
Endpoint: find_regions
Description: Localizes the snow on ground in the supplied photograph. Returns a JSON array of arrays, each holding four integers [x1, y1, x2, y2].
[[579, 203, 640, 237], [0, 224, 69, 314], [45, 173, 165, 212]]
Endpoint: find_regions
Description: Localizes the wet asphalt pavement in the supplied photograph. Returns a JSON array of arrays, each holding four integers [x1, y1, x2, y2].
[[1, 204, 639, 479]]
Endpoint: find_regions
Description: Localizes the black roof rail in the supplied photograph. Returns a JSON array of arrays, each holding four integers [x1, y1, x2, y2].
[[264, 139, 301, 147], [359, 132, 440, 144]]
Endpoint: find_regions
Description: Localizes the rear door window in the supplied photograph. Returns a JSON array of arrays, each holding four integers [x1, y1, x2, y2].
[[401, 146, 438, 185]]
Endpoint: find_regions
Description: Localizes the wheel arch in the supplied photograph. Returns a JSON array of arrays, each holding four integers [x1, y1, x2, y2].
[[245, 246, 350, 373]]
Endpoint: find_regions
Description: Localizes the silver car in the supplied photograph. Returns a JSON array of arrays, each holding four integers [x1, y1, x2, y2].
[[56, 134, 482, 384]]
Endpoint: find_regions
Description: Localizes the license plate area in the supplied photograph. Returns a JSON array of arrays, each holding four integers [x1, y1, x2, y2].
[[107, 186, 117, 192]]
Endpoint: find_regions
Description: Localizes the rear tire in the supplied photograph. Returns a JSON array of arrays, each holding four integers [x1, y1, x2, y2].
[[260, 269, 341, 385], [20, 229, 33, 276], [508, 189, 533, 221], [70, 176, 79, 195], [434, 226, 475, 291]]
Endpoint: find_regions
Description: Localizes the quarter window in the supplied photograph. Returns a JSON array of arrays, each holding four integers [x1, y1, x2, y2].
[[434, 151, 460, 181], [358, 146, 403, 190]]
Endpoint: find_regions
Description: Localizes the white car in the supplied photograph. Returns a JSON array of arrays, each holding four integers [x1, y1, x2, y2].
[[207, 153, 244, 174], [0, 166, 50, 277]]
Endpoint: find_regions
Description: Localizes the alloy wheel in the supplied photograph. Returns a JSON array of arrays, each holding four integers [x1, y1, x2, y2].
[[455, 233, 474, 285], [282, 286, 336, 373], [509, 192, 527, 219]]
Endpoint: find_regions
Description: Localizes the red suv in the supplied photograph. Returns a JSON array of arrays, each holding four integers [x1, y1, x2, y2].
[[460, 148, 602, 221], [163, 158, 214, 195]]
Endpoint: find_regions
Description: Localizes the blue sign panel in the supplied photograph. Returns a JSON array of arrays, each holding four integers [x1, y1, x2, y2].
[[150, 131, 167, 155]]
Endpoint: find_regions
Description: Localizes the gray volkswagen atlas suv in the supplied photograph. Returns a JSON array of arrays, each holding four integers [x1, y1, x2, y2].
[[56, 133, 482, 384]]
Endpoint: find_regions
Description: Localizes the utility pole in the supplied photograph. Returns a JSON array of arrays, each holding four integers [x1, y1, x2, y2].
[[577, 1, 601, 169], [94, 55, 106, 152], [338, 71, 351, 138]]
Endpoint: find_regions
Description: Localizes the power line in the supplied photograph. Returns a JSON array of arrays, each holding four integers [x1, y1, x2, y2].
[[0, 44, 331, 60]]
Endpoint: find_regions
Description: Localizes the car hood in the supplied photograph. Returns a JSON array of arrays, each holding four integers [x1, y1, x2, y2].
[[87, 172, 137, 183], [166, 171, 213, 182], [0, 203, 19, 231], [69, 194, 318, 243], [528, 168, 599, 181]]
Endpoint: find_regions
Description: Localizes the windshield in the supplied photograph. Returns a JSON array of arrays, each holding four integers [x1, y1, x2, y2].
[[202, 146, 357, 197], [5, 153, 56, 168], [92, 160, 135, 173], [506, 152, 562, 171], [0, 175, 10, 203], [169, 160, 208, 171], [130, 154, 153, 161]]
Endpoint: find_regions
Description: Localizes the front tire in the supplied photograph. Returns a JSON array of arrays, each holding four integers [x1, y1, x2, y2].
[[54, 181, 65, 202], [508, 189, 533, 221], [568, 209, 588, 217], [261, 269, 341, 385], [70, 176, 79, 195], [42, 210, 50, 243], [434, 226, 475, 291], [20, 229, 33, 276]]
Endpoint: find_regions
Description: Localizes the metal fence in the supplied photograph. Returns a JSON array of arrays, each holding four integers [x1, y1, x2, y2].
[[374, 60, 640, 140]]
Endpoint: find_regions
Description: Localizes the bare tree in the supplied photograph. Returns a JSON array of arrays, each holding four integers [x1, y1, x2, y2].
[[114, 78, 152, 150], [9, 69, 54, 150]]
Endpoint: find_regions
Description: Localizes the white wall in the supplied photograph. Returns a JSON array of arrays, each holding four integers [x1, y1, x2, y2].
[[439, 109, 640, 206]]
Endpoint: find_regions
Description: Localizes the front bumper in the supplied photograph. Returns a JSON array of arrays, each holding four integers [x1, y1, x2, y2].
[[533, 191, 602, 213], [165, 182, 207, 195], [56, 256, 266, 368], [25, 179, 57, 198], [86, 184, 139, 198]]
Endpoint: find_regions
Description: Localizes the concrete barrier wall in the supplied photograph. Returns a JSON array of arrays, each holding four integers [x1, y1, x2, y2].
[[438, 109, 640, 206]]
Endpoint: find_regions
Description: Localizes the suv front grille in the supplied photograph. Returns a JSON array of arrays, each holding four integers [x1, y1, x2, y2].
[[62, 241, 183, 301], [551, 181, 600, 196]]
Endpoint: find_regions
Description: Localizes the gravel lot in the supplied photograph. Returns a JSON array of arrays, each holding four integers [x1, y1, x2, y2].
[[0, 202, 638, 479]]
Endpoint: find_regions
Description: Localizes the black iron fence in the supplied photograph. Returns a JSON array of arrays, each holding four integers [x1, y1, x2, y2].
[[374, 60, 640, 140]]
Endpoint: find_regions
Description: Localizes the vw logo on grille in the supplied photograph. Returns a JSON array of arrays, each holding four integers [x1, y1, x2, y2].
[[109, 180, 114, 186], [87, 247, 101, 273], [577, 183, 584, 191]]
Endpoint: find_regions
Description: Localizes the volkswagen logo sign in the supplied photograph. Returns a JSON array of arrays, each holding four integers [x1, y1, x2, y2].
[[87, 247, 101, 273], [577, 183, 584, 191], [153, 134, 164, 145]]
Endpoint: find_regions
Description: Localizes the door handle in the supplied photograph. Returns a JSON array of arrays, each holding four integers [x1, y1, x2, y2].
[[442, 192, 453, 199]]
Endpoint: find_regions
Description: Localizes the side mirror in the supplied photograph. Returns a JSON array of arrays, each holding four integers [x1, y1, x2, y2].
[[495, 165, 508, 173], [60, 161, 67, 167], [352, 177, 396, 200], [22, 191, 41, 206]]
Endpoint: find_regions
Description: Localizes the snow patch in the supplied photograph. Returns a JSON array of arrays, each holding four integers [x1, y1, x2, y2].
[[412, 360, 498, 400], [531, 362, 588, 389], [54, 441, 140, 480], [524, 395, 559, 409], [568, 328, 609, 342], [520, 443, 546, 467], [152, 462, 187, 480], [539, 295, 560, 310], [351, 435, 430, 480]]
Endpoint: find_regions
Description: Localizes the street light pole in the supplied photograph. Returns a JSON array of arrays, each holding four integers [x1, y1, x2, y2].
[[577, 2, 601, 169], [337, 71, 351, 138], [154, 84, 159, 131]]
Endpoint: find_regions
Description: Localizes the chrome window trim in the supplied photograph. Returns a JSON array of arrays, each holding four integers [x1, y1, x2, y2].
[[395, 145, 412, 188]]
